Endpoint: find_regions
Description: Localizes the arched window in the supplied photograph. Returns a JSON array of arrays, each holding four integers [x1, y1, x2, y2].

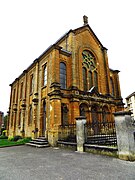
[[102, 106, 110, 125], [79, 103, 89, 121], [43, 65, 47, 86], [82, 50, 98, 91], [60, 62, 66, 89], [83, 67, 87, 91], [79, 104, 86, 116]]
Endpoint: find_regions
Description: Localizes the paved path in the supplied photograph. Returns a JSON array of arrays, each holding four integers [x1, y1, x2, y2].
[[0, 145, 135, 180]]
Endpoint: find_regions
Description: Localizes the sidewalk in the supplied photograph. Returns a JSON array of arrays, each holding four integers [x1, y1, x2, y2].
[[0, 145, 135, 180]]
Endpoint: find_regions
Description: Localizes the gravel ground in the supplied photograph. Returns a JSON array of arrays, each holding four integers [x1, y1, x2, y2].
[[0, 145, 135, 180]]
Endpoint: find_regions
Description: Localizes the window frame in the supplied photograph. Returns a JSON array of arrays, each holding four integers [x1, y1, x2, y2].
[[30, 74, 34, 94], [60, 62, 67, 89], [43, 64, 47, 87], [20, 82, 23, 99], [28, 105, 33, 125], [82, 50, 98, 91]]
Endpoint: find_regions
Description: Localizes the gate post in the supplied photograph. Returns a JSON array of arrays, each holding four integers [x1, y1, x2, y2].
[[76, 116, 86, 152], [114, 111, 135, 161]]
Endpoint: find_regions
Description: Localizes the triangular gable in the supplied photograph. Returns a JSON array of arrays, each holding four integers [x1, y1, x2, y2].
[[55, 24, 107, 50], [72, 24, 107, 50], [88, 86, 100, 97]]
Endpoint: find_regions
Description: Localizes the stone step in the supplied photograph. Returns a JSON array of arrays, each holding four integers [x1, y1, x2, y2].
[[32, 139, 48, 142], [37, 136, 46, 139], [26, 143, 50, 148], [29, 140, 48, 145], [26, 137, 49, 148]]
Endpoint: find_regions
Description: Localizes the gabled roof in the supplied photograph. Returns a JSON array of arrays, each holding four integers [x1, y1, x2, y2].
[[54, 24, 107, 50]]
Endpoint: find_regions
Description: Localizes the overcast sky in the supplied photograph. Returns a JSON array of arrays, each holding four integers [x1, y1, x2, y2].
[[0, 0, 135, 114]]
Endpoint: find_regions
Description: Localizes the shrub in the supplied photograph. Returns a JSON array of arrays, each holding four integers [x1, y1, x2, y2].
[[17, 137, 32, 143], [2, 130, 7, 136], [24, 137, 32, 141], [13, 135, 22, 141], [8, 136, 14, 141], [0, 135, 8, 139]]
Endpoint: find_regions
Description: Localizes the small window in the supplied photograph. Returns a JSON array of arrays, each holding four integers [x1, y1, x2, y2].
[[60, 62, 66, 89], [30, 74, 34, 94], [13, 88, 16, 103], [20, 82, 23, 99], [29, 106, 32, 125], [18, 111, 21, 127], [43, 65, 47, 86]]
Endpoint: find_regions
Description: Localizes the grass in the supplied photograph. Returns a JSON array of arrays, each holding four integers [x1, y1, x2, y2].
[[0, 138, 31, 147]]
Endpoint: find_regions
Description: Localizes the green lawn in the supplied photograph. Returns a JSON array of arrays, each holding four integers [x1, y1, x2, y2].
[[0, 138, 31, 147]]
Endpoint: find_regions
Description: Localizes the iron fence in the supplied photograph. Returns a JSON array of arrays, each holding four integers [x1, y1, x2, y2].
[[85, 120, 117, 147], [58, 124, 76, 142]]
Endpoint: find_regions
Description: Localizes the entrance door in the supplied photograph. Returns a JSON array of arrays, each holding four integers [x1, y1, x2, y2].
[[42, 101, 46, 137]]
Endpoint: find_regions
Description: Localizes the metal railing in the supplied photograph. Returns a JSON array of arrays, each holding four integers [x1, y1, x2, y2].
[[85, 120, 117, 147], [58, 124, 76, 142]]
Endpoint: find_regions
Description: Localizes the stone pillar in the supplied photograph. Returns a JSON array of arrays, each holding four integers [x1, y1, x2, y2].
[[21, 99, 26, 138], [32, 94, 38, 139], [13, 104, 17, 136], [48, 98, 61, 146], [114, 111, 135, 161], [76, 116, 86, 152]]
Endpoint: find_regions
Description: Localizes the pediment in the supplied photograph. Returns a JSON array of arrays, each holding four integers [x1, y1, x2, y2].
[[88, 86, 100, 97]]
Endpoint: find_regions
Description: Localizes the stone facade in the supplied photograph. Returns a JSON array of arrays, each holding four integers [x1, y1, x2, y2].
[[7, 17, 124, 145]]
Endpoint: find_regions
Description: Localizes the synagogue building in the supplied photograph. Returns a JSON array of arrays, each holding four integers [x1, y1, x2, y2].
[[7, 16, 124, 145]]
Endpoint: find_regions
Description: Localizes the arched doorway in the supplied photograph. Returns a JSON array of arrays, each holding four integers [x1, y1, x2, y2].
[[102, 106, 110, 124], [79, 103, 89, 120], [61, 103, 68, 126], [91, 105, 99, 135], [42, 101, 46, 136]]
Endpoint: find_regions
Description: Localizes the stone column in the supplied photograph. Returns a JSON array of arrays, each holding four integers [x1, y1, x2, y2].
[[76, 116, 86, 152], [114, 111, 135, 161], [21, 99, 26, 138], [32, 95, 38, 139]]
